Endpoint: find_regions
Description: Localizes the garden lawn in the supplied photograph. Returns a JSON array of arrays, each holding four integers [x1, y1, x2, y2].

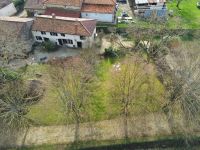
[[23, 57, 166, 126], [24, 62, 114, 126], [167, 0, 200, 29], [24, 64, 67, 126]]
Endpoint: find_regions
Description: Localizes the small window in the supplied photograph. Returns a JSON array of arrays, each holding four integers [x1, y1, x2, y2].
[[67, 39, 73, 44], [36, 36, 42, 40], [61, 33, 65, 37], [50, 32, 58, 36], [151, 3, 157, 5], [44, 37, 49, 42], [80, 36, 86, 40], [41, 31, 46, 35], [63, 39, 67, 44]]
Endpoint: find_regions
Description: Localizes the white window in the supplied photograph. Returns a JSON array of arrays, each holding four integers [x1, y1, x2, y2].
[[61, 33, 65, 37], [36, 36, 42, 41], [41, 31, 46, 35], [67, 39, 73, 44], [80, 36, 86, 40], [61, 39, 73, 44], [50, 32, 58, 36]]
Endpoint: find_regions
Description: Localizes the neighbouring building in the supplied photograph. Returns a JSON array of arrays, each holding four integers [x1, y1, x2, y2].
[[133, 0, 167, 18], [32, 15, 97, 48], [24, 0, 117, 23], [81, 0, 117, 23], [0, 17, 34, 68], [0, 16, 34, 40], [43, 0, 82, 17], [0, 0, 17, 16], [24, 0, 45, 16]]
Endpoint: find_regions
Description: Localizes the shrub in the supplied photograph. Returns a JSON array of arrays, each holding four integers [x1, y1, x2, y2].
[[13, 0, 24, 7], [103, 47, 126, 59], [42, 41, 58, 52], [0, 67, 21, 83], [12, 0, 24, 11], [180, 30, 195, 41]]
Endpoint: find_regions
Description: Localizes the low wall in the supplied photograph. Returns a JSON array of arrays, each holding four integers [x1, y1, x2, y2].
[[0, 112, 192, 148]]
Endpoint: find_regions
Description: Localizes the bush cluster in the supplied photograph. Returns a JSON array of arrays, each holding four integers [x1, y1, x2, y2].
[[42, 41, 58, 52]]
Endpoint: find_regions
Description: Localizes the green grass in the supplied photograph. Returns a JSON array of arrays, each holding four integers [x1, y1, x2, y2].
[[23, 57, 165, 125], [24, 64, 67, 126], [24, 61, 115, 125], [117, 0, 200, 29], [167, 0, 200, 29]]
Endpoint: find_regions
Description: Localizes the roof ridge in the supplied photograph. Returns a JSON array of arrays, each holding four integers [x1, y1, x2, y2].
[[80, 20, 92, 35]]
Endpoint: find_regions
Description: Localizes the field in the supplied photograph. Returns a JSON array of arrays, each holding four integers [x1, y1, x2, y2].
[[167, 0, 200, 29]]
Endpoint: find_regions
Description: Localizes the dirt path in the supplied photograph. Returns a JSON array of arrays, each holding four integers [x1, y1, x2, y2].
[[0, 113, 175, 148]]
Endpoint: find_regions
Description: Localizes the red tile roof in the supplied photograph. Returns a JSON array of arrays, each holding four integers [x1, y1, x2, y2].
[[44, 0, 83, 7], [24, 0, 44, 10], [44, 8, 80, 18], [32, 15, 96, 36], [81, 4, 115, 13], [82, 0, 116, 14], [83, 0, 116, 5]]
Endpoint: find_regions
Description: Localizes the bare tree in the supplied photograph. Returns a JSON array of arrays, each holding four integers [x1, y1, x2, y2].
[[49, 57, 97, 143], [0, 79, 43, 133], [126, 26, 182, 63], [111, 57, 147, 139], [163, 44, 200, 140]]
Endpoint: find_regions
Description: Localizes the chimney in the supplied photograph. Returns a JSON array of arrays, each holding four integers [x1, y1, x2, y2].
[[52, 13, 56, 19]]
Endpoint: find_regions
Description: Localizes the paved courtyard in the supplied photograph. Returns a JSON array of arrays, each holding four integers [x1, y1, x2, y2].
[[31, 46, 82, 63]]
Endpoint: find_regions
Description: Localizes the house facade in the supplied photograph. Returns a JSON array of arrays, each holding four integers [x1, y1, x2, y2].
[[0, 0, 17, 16], [81, 0, 117, 23], [24, 0, 117, 23], [32, 15, 96, 48], [133, 0, 167, 18]]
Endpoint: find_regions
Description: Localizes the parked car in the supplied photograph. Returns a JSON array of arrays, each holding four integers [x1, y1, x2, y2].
[[117, 0, 127, 4], [121, 11, 129, 17]]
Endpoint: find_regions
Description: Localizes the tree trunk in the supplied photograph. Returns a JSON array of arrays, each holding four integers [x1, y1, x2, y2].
[[74, 117, 80, 143], [164, 105, 175, 134], [123, 105, 129, 140], [21, 127, 30, 147]]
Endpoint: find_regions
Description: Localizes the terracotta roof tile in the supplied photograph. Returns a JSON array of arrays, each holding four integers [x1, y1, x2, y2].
[[81, 4, 115, 13], [45, 8, 80, 17], [83, 0, 116, 5], [24, 0, 44, 10], [32, 15, 96, 36], [44, 0, 83, 7]]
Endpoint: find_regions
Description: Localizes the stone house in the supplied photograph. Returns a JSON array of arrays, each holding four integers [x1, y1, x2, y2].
[[32, 15, 97, 48]]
